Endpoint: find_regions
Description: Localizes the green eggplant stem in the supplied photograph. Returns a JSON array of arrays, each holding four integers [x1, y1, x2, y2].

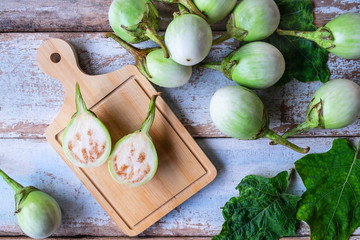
[[212, 14, 247, 46], [270, 121, 314, 146], [105, 32, 156, 80], [140, 93, 161, 134], [178, 3, 187, 12], [0, 169, 24, 193], [265, 130, 310, 154], [198, 61, 222, 72], [156, 0, 209, 22], [212, 32, 232, 46], [180, 0, 209, 22], [105, 32, 141, 58], [144, 26, 170, 58], [282, 121, 314, 139], [357, 141, 360, 159], [105, 32, 156, 59], [276, 27, 335, 49], [75, 83, 88, 113]]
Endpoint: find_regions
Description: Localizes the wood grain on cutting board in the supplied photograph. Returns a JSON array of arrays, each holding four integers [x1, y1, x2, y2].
[[36, 38, 216, 236]]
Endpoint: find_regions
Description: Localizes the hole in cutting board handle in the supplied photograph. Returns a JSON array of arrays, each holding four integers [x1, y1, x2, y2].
[[50, 53, 61, 63]]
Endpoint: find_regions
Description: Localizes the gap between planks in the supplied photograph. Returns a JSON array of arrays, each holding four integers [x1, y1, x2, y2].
[[0, 0, 358, 32]]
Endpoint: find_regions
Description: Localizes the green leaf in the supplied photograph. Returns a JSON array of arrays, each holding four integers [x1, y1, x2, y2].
[[265, 0, 329, 86], [295, 139, 360, 239], [213, 171, 301, 240]]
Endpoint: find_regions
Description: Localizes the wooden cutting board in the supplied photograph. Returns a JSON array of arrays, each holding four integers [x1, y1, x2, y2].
[[36, 38, 217, 236]]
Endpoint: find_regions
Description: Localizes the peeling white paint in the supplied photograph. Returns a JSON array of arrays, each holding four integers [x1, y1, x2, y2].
[[0, 137, 359, 236], [0, 33, 359, 139]]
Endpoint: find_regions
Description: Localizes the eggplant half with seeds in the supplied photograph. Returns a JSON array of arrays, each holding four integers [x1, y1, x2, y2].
[[62, 83, 112, 168], [108, 94, 159, 187]]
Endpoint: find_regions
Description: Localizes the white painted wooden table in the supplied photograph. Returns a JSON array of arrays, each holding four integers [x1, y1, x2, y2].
[[0, 0, 359, 239]]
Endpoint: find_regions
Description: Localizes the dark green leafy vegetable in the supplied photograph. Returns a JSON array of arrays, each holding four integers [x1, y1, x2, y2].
[[265, 0, 329, 86], [213, 171, 300, 240], [295, 139, 360, 239]]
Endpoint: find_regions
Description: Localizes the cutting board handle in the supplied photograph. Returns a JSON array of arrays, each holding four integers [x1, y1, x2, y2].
[[36, 38, 86, 93]]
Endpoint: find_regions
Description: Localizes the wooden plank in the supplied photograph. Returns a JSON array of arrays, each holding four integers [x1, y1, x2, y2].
[[0, 0, 358, 32], [0, 137, 359, 236], [0, 32, 359, 139]]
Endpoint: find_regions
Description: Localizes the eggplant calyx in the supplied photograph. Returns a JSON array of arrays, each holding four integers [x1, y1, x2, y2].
[[249, 109, 270, 140], [0, 169, 39, 214], [270, 99, 324, 145], [212, 14, 248, 45], [14, 186, 39, 214], [277, 27, 335, 50], [156, 0, 209, 23], [306, 98, 325, 129], [74, 83, 90, 114], [119, 3, 169, 58], [173, 4, 190, 18], [197, 61, 222, 72], [140, 94, 161, 135], [256, 112, 310, 153], [198, 51, 238, 81], [265, 129, 310, 154], [73, 83, 98, 118], [105, 32, 158, 80], [221, 49, 240, 80]]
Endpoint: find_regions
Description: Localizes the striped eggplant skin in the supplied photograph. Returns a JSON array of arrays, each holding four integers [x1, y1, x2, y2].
[[146, 49, 192, 87], [229, 42, 285, 89], [326, 13, 360, 59], [193, 0, 237, 24], [307, 79, 360, 129], [210, 85, 265, 140], [17, 191, 62, 239], [233, 0, 280, 42], [165, 13, 212, 66], [108, 0, 157, 43]]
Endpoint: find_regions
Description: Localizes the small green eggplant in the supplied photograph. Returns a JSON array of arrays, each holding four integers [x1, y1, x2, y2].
[[0, 169, 62, 239], [108, 0, 169, 58], [277, 13, 360, 59], [213, 0, 280, 45], [105, 32, 192, 88], [210, 85, 309, 154], [200, 42, 285, 89], [278, 79, 360, 140]]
